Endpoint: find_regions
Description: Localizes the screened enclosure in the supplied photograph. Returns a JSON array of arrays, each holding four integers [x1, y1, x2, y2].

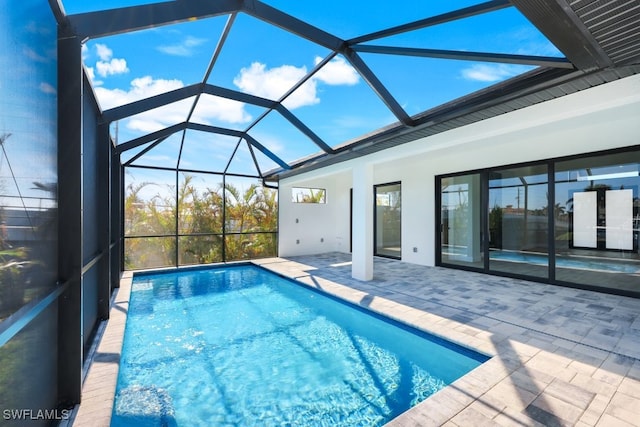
[[123, 169, 278, 269], [0, 0, 639, 422], [0, 0, 60, 416]]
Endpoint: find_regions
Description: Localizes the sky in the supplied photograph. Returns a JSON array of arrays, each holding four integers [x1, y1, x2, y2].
[[57, 0, 562, 187]]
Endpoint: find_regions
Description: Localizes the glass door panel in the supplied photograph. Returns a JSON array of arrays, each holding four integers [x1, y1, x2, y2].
[[555, 152, 640, 293], [440, 174, 483, 269], [375, 183, 401, 259], [488, 165, 549, 278]]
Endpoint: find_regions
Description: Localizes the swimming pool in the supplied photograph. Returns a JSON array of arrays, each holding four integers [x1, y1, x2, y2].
[[111, 265, 488, 426]]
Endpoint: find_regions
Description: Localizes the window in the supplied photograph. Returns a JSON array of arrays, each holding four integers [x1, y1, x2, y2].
[[375, 182, 401, 259], [437, 147, 640, 297], [291, 187, 326, 203]]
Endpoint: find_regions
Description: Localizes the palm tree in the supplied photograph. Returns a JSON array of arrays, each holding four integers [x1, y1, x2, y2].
[[123, 173, 279, 267], [223, 182, 278, 260], [254, 186, 278, 257], [124, 180, 151, 235], [296, 188, 325, 203], [178, 175, 225, 264]]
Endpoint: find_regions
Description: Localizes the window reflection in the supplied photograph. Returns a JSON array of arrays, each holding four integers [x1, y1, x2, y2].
[[0, 2, 58, 320], [291, 187, 326, 203], [489, 165, 549, 278], [440, 174, 483, 269], [438, 149, 640, 296], [375, 183, 401, 259], [555, 152, 640, 293]]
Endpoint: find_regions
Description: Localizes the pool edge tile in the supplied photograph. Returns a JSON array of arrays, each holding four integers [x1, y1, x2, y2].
[[71, 273, 133, 427]]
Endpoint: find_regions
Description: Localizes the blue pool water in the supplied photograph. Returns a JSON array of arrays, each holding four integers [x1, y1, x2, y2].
[[490, 250, 640, 273], [111, 265, 488, 426]]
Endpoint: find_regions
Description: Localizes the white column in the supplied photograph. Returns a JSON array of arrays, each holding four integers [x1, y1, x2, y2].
[[352, 162, 374, 280]]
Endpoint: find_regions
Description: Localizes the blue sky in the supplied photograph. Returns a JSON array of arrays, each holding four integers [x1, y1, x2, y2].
[[59, 0, 562, 181]]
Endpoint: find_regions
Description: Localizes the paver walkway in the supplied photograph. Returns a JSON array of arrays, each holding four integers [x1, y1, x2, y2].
[[71, 253, 640, 426]]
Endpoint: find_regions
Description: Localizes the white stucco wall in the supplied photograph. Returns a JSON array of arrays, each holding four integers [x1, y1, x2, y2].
[[278, 171, 352, 256], [278, 74, 640, 264]]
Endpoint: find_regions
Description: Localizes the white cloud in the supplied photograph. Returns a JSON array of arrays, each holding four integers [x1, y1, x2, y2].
[[95, 76, 183, 109], [39, 82, 56, 94], [233, 62, 316, 109], [94, 76, 251, 134], [191, 95, 252, 125], [93, 43, 129, 78], [96, 58, 129, 78], [461, 64, 525, 82], [95, 43, 113, 61], [157, 36, 207, 57], [233, 56, 360, 110], [126, 116, 176, 133], [282, 80, 319, 110], [313, 56, 359, 86]]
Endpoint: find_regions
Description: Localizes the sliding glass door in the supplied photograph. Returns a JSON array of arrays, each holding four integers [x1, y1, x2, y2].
[[438, 147, 640, 297], [375, 182, 401, 259]]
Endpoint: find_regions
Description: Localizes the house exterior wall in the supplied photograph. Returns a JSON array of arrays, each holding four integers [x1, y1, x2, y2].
[[279, 171, 351, 256], [278, 74, 640, 267]]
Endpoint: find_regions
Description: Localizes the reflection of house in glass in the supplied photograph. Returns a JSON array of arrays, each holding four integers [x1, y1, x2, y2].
[[571, 188, 635, 251]]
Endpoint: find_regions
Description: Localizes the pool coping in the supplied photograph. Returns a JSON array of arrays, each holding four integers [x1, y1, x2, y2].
[[66, 270, 133, 427], [69, 257, 640, 426]]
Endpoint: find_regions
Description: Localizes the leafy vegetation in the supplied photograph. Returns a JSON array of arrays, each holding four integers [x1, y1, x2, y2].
[[124, 173, 278, 269], [0, 246, 30, 320], [292, 187, 326, 203]]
